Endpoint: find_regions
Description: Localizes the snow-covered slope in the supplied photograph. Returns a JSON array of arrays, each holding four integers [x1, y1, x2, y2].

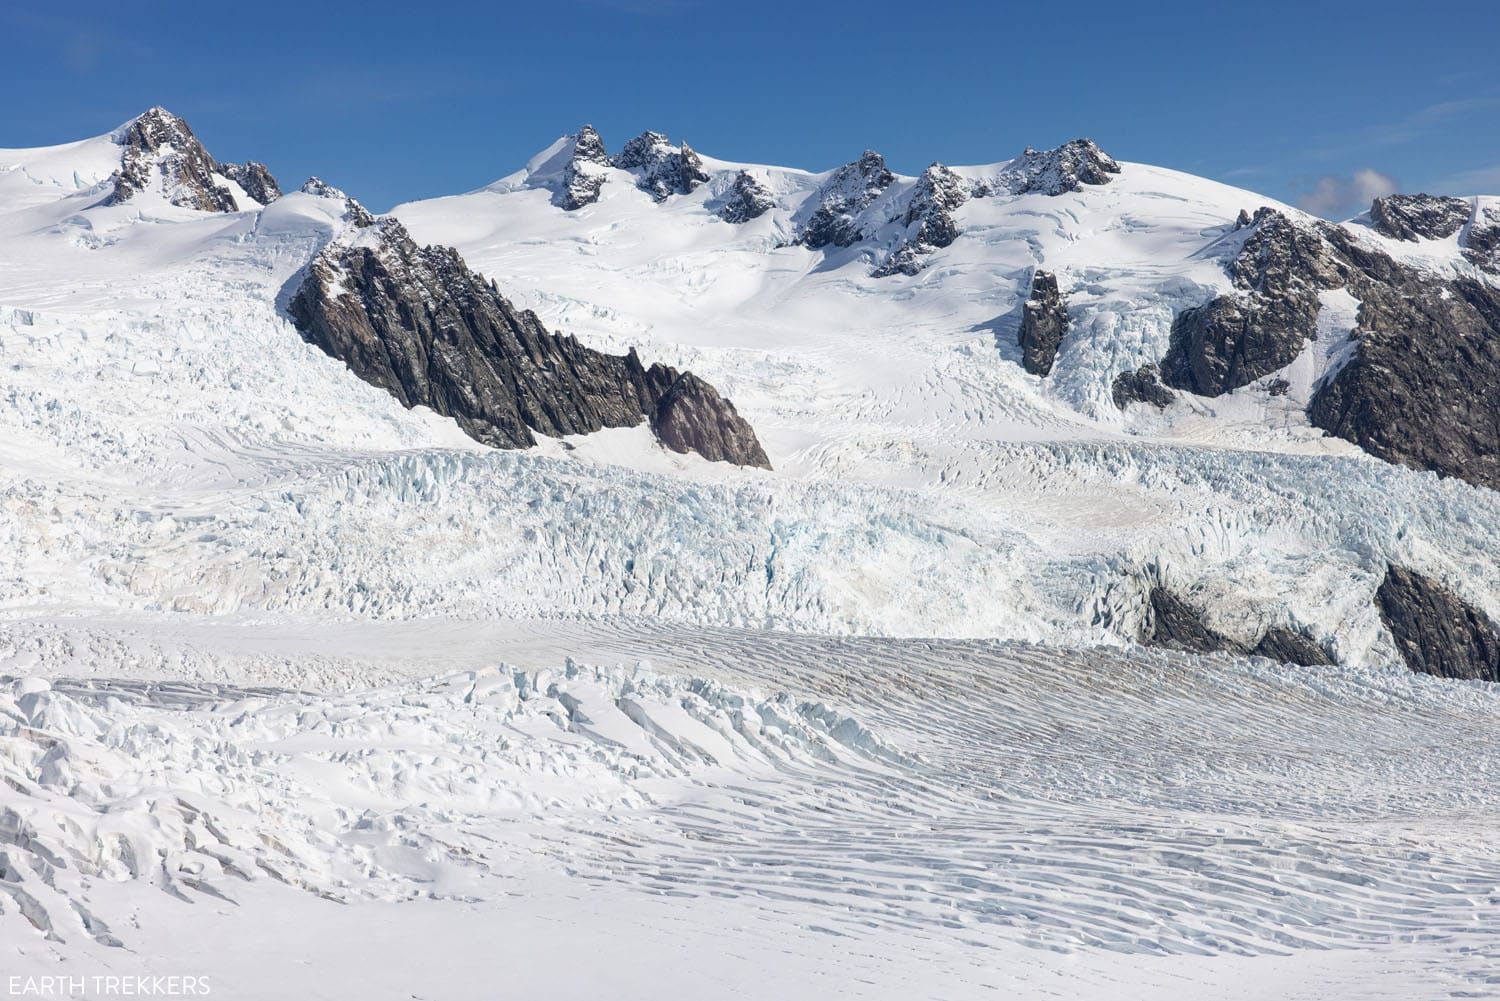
[[3, 113, 1499, 664], [5, 108, 1500, 999]]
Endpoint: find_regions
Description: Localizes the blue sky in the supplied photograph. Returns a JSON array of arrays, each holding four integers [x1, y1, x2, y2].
[[3, 0, 1498, 216]]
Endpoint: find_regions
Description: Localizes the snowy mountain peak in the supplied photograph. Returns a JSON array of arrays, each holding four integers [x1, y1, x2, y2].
[[299, 176, 375, 228], [796, 150, 896, 248], [107, 106, 278, 213], [982, 137, 1121, 197], [612, 130, 709, 201]]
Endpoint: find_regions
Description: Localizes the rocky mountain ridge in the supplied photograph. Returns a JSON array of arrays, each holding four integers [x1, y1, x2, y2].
[[287, 189, 769, 468]]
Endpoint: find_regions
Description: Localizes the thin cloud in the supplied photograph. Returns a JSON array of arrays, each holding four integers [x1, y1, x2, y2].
[[1429, 163, 1500, 196], [1294, 168, 1399, 219]]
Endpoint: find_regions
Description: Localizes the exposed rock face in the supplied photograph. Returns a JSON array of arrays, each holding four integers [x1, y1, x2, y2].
[[1142, 587, 1331, 666], [1016, 270, 1068, 376], [110, 107, 238, 212], [1376, 565, 1500, 682], [1251, 627, 1334, 667], [613, 131, 708, 202], [1308, 271, 1500, 490], [220, 161, 281, 205], [1111, 364, 1174, 409], [1161, 208, 1343, 396], [650, 371, 769, 467], [715, 170, 775, 223], [1369, 194, 1470, 242], [873, 163, 970, 277], [1142, 587, 1245, 655], [798, 151, 895, 249], [980, 139, 1121, 197], [1463, 203, 1500, 272], [556, 125, 611, 211], [287, 200, 769, 468]]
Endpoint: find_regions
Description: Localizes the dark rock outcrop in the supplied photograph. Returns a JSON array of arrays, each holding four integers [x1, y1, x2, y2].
[[1251, 627, 1334, 667], [978, 139, 1120, 198], [1017, 270, 1068, 376], [287, 202, 769, 468], [613, 131, 708, 202], [1161, 208, 1343, 396], [110, 107, 239, 213], [1142, 587, 1246, 655], [797, 151, 894, 249], [1308, 272, 1500, 490], [715, 170, 775, 223], [220, 161, 281, 205], [1375, 565, 1500, 682], [556, 125, 611, 211], [1111, 364, 1174, 409], [649, 371, 769, 466], [1369, 194, 1470, 242], [1142, 587, 1332, 666], [873, 163, 970, 277]]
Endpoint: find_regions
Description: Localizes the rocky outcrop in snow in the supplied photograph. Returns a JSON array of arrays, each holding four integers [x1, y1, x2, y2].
[[1369, 194, 1470, 242], [1111, 365, 1174, 409], [1017, 270, 1069, 376], [1154, 205, 1500, 491], [978, 139, 1121, 197], [1307, 259, 1500, 491], [556, 125, 612, 210], [797, 151, 895, 249], [873, 163, 970, 277], [715, 170, 775, 223], [109, 107, 278, 213], [287, 201, 769, 467], [613, 131, 709, 202], [110, 107, 239, 212], [1376, 566, 1500, 683], [1142, 587, 1332, 666], [1161, 208, 1343, 396], [1463, 203, 1500, 272], [220, 161, 281, 205]]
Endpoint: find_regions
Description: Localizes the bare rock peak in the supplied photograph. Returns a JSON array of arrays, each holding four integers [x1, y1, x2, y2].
[[1369, 193, 1471, 242], [110, 105, 278, 213]]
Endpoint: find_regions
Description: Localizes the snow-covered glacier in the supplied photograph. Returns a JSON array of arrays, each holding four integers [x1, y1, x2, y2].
[[2, 110, 1500, 998]]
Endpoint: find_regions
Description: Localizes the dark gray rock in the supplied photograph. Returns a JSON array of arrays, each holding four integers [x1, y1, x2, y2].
[[1142, 587, 1247, 655], [1111, 364, 1174, 409], [1161, 208, 1343, 396], [979, 139, 1120, 197], [220, 161, 281, 205], [557, 125, 611, 211], [716, 170, 775, 224], [1307, 271, 1500, 490], [1375, 565, 1500, 682], [650, 371, 770, 467], [872, 163, 970, 277], [1016, 270, 1068, 376], [287, 211, 770, 468], [1369, 194, 1471, 242], [110, 107, 238, 213], [797, 151, 894, 249], [1251, 627, 1334, 667], [1235, 208, 1254, 229], [613, 131, 708, 202]]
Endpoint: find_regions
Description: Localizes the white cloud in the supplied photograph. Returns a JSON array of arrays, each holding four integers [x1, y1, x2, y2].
[[1295, 168, 1400, 219]]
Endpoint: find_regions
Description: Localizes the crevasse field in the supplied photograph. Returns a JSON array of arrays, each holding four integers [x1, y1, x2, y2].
[[2, 121, 1499, 999]]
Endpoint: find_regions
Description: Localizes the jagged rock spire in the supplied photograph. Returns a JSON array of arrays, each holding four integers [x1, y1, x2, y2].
[[109, 106, 279, 213]]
